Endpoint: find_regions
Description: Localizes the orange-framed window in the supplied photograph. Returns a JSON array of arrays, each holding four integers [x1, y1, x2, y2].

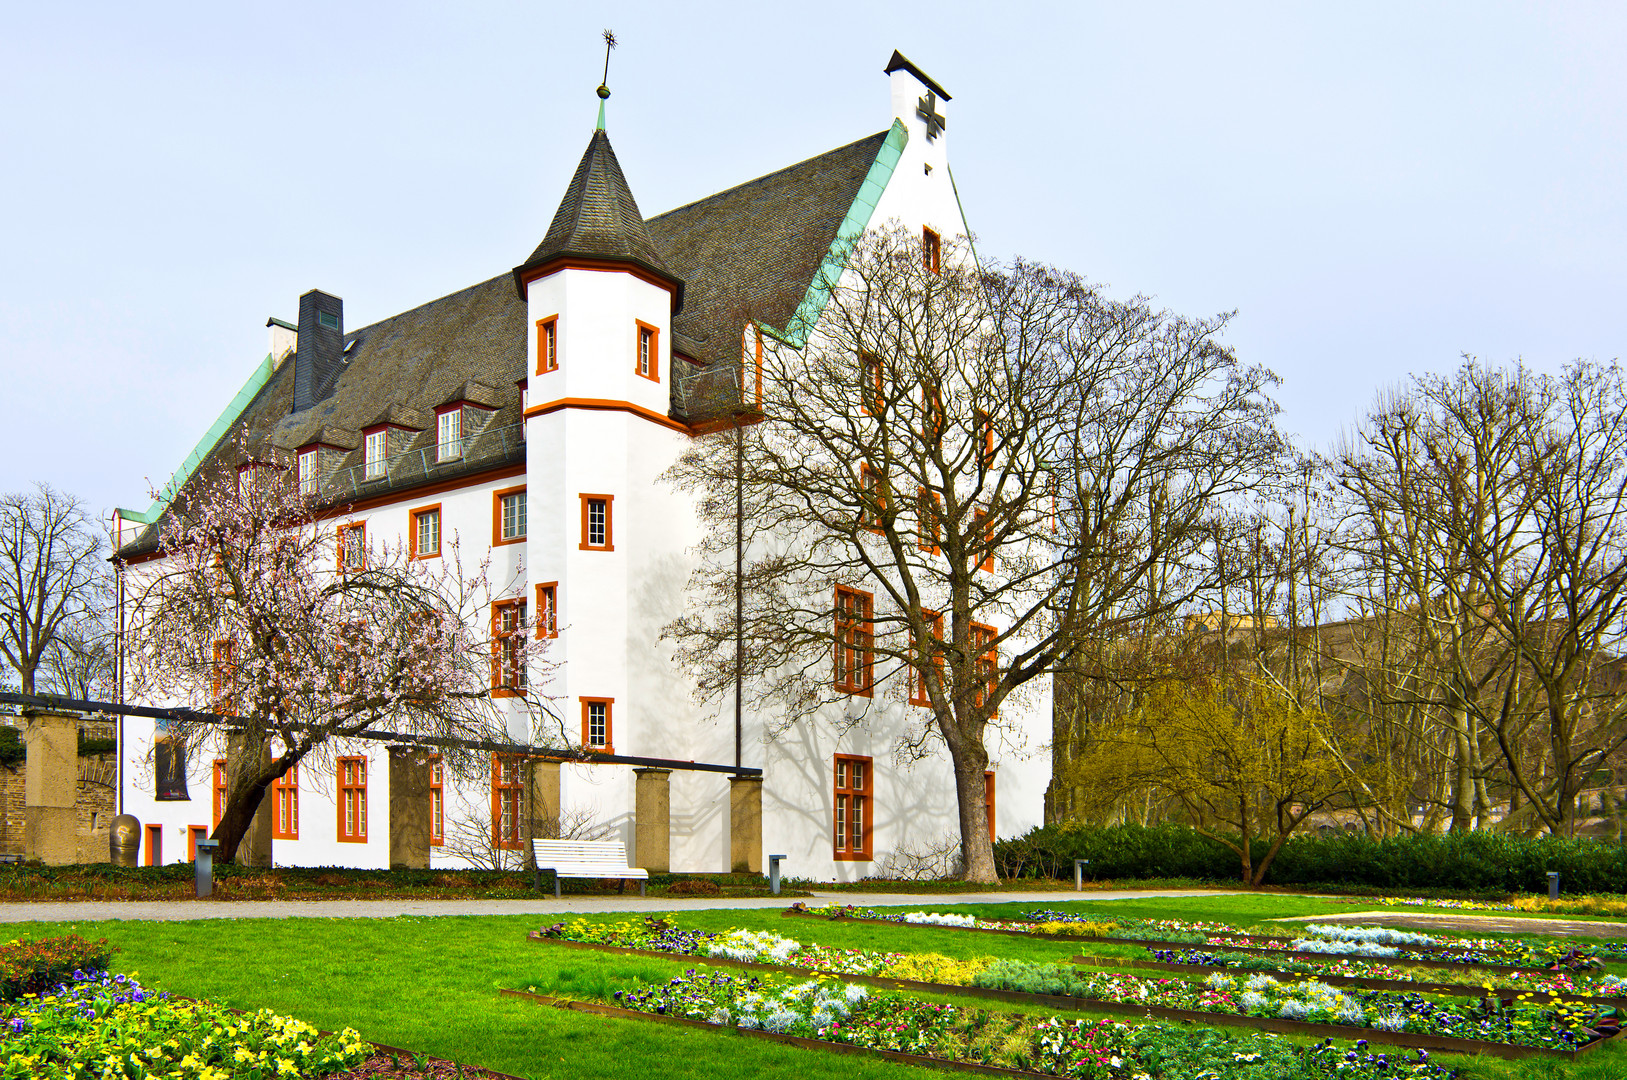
[[971, 622, 999, 716], [409, 503, 442, 560], [145, 823, 161, 866], [491, 598, 527, 696], [536, 315, 559, 373], [908, 609, 944, 707], [923, 227, 942, 274], [579, 494, 614, 551], [337, 521, 365, 573], [188, 825, 208, 861], [210, 639, 236, 714], [493, 486, 526, 546], [337, 756, 367, 842], [212, 758, 227, 829], [834, 754, 873, 860], [984, 770, 996, 841], [917, 487, 941, 554], [974, 509, 995, 572], [272, 763, 299, 840], [833, 586, 874, 696], [859, 464, 886, 534], [429, 756, 444, 846], [492, 753, 524, 850], [974, 409, 994, 470], [535, 582, 558, 638], [581, 697, 614, 752], [860, 351, 884, 415], [922, 384, 945, 442], [635, 320, 660, 381]]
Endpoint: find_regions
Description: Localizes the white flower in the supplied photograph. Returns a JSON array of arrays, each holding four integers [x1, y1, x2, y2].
[[1244, 974, 1279, 992], [1204, 972, 1234, 990], [903, 911, 977, 927]]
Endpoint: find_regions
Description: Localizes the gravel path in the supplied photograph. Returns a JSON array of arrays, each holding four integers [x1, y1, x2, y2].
[[0, 888, 1246, 924]]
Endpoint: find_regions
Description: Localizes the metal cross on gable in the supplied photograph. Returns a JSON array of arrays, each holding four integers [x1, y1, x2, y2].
[[916, 91, 945, 141]]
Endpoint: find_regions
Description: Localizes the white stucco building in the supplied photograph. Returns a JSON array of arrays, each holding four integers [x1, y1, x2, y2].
[[112, 52, 1052, 879]]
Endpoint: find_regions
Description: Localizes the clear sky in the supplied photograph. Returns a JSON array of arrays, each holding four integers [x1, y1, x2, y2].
[[3, 2, 1623, 519]]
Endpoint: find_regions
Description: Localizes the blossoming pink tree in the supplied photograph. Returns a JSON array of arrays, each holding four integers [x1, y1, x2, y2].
[[124, 440, 551, 863]]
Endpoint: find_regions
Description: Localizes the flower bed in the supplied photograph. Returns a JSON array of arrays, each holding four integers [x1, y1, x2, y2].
[[1116, 949, 1624, 1003], [508, 968, 1456, 1080], [0, 935, 117, 1002], [1, 968, 371, 1080]]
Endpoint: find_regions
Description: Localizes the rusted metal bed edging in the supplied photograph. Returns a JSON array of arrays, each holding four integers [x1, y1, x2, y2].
[[520, 932, 1614, 1061]]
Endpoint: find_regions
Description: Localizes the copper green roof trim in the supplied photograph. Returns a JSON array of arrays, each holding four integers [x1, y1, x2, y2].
[[116, 352, 277, 526], [769, 119, 908, 347]]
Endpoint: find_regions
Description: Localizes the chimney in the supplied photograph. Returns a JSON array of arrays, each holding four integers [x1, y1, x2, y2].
[[294, 289, 345, 412]]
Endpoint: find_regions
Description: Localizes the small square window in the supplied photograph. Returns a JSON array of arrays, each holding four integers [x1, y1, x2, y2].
[[411, 506, 441, 559], [337, 522, 365, 573], [579, 494, 614, 551], [492, 487, 527, 546], [581, 697, 613, 751]]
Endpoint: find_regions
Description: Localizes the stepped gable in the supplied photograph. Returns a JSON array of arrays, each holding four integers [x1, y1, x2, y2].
[[513, 129, 678, 295], [647, 130, 889, 368]]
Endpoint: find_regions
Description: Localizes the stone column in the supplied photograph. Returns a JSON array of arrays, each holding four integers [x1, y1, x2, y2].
[[388, 748, 432, 869], [23, 711, 77, 865], [226, 736, 273, 867], [729, 775, 763, 874], [633, 768, 671, 874]]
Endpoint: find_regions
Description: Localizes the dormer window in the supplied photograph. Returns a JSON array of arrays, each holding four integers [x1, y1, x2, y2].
[[298, 449, 317, 496], [364, 430, 387, 480], [437, 409, 462, 462]]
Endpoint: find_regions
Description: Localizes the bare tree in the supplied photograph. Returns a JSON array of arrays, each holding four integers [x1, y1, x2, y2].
[[664, 226, 1283, 882], [123, 437, 557, 862], [0, 484, 107, 695]]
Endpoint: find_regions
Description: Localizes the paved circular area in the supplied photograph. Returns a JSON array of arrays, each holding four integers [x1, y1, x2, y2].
[[0, 888, 1244, 923], [1272, 909, 1627, 938]]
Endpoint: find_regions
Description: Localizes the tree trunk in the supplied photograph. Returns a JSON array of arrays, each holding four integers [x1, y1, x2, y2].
[[952, 741, 997, 883], [1450, 705, 1474, 831]]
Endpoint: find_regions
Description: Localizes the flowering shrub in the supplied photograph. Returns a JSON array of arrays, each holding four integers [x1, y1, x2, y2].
[[1145, 948, 1617, 999], [0, 969, 370, 1079], [901, 911, 978, 927], [1303, 924, 1439, 947], [599, 967, 1455, 1078], [701, 930, 802, 964], [0, 936, 116, 1002]]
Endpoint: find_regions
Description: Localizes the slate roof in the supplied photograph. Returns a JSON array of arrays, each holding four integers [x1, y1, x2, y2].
[[118, 127, 889, 558], [513, 129, 677, 294]]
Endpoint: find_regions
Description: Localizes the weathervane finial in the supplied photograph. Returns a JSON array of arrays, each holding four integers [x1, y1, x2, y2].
[[596, 29, 617, 130]]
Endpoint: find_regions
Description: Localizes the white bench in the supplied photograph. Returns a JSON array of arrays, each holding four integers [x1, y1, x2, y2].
[[531, 839, 649, 897]]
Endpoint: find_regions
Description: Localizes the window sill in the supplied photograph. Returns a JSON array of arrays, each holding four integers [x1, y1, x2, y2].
[[578, 543, 615, 552]]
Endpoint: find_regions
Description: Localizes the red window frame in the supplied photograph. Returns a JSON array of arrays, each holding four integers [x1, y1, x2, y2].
[[859, 464, 886, 534], [974, 509, 995, 572], [491, 753, 524, 850], [917, 487, 941, 554], [272, 762, 299, 840], [188, 825, 208, 861], [743, 325, 763, 407], [923, 384, 945, 442], [860, 351, 884, 415], [492, 485, 527, 546], [535, 582, 558, 638], [970, 622, 999, 717], [833, 586, 874, 696], [579, 494, 614, 551], [337, 756, 367, 843], [429, 756, 444, 846], [834, 754, 873, 860], [210, 639, 236, 715], [974, 409, 994, 470], [337, 521, 365, 573], [581, 697, 614, 753], [984, 770, 996, 841], [491, 598, 527, 697], [923, 227, 942, 274], [409, 503, 442, 560], [212, 758, 227, 829], [536, 315, 559, 373], [908, 609, 944, 707], [635, 320, 660, 381]]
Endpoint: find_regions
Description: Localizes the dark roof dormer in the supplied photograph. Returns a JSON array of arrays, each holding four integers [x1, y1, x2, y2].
[[512, 129, 684, 310]]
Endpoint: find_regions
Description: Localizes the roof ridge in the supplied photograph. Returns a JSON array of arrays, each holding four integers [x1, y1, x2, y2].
[[647, 130, 889, 224], [343, 272, 513, 340]]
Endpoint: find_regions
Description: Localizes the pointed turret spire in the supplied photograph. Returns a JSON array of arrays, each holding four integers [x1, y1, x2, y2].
[[596, 29, 615, 131]]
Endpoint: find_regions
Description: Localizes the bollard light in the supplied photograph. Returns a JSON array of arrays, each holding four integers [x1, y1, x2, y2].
[[1074, 859, 1089, 892], [195, 840, 219, 898], [768, 854, 787, 896], [1547, 871, 1560, 900]]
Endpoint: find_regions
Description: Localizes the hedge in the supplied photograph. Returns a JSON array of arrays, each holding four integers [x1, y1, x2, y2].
[[993, 823, 1627, 894]]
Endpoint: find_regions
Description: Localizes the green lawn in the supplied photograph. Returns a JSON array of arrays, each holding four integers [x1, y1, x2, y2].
[[10, 893, 1627, 1080]]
